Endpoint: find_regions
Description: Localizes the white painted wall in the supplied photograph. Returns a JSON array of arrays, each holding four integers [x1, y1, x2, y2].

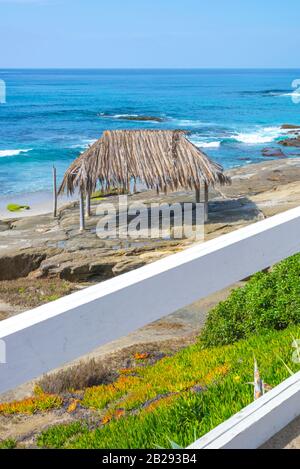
[[1, 205, 300, 394]]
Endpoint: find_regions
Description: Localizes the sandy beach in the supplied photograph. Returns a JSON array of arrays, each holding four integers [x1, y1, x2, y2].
[[0, 190, 78, 220]]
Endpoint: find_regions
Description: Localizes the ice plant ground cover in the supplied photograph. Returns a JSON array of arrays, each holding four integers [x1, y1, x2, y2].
[[1, 254, 300, 449], [34, 326, 299, 449]]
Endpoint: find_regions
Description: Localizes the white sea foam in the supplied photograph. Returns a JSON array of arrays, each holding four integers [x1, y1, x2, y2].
[[99, 113, 140, 119], [99, 113, 163, 122], [113, 114, 139, 118], [232, 126, 284, 144], [0, 149, 32, 158], [71, 139, 97, 149], [171, 118, 208, 127], [278, 91, 300, 97], [194, 141, 221, 148]]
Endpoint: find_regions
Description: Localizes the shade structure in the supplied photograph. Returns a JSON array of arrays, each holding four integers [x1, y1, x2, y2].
[[59, 130, 231, 196]]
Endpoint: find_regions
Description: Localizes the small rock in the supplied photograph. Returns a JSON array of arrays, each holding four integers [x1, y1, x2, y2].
[[261, 147, 286, 158], [279, 138, 300, 147], [0, 221, 9, 232], [281, 124, 300, 129]]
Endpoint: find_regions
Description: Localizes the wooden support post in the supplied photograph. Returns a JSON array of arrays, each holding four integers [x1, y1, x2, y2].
[[127, 176, 131, 194], [204, 182, 209, 222], [53, 165, 57, 218], [79, 191, 85, 231], [86, 193, 91, 218], [195, 187, 200, 203]]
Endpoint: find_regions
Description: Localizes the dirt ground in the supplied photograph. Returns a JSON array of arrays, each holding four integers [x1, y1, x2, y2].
[[0, 277, 79, 320], [261, 416, 300, 449]]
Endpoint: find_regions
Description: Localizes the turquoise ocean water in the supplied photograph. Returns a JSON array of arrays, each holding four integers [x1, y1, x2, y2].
[[0, 69, 300, 196]]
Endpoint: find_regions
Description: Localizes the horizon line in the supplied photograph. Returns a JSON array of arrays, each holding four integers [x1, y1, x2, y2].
[[0, 66, 300, 70]]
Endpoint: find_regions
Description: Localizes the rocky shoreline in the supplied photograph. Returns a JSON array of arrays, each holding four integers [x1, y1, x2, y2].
[[1, 154, 300, 412], [1, 156, 300, 318]]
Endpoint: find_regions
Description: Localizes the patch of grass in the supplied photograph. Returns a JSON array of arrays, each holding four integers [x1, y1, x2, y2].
[[0, 278, 76, 309], [91, 188, 128, 200], [37, 421, 88, 449], [42, 294, 61, 302], [200, 254, 300, 347], [6, 203, 30, 212], [0, 392, 63, 415], [37, 325, 300, 449], [0, 439, 17, 449]]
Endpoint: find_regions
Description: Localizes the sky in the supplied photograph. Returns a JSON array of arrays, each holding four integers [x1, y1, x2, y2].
[[1, 0, 300, 68]]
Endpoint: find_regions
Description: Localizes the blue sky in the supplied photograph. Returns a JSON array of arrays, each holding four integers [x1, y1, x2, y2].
[[1, 0, 300, 68]]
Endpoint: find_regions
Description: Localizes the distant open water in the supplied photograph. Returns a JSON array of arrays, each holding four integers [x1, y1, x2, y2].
[[0, 68, 300, 196]]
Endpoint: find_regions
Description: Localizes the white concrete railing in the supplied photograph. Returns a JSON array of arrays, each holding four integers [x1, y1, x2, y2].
[[188, 369, 300, 449], [1, 205, 300, 403]]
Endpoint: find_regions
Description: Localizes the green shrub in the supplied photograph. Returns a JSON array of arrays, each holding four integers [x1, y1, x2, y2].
[[200, 254, 300, 347], [0, 439, 17, 449]]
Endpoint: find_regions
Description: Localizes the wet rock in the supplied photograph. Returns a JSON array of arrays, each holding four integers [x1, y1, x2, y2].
[[281, 124, 300, 129], [279, 138, 300, 147], [120, 116, 165, 122], [262, 147, 286, 158], [102, 114, 165, 122]]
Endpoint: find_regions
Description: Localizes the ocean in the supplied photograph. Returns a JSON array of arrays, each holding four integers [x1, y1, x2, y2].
[[0, 68, 300, 197]]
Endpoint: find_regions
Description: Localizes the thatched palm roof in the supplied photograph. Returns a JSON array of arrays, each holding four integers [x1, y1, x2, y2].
[[59, 130, 231, 195]]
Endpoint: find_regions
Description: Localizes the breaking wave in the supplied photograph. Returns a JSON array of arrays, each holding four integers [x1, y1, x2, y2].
[[231, 126, 285, 144], [0, 149, 32, 158], [191, 140, 221, 148]]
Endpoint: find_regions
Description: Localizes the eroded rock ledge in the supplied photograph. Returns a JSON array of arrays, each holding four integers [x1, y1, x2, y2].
[[1, 157, 300, 302]]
